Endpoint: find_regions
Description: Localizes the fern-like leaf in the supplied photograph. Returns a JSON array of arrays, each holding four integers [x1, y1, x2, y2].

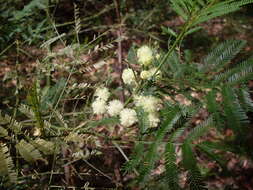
[[0, 144, 17, 186], [202, 39, 246, 73], [0, 112, 22, 134], [187, 117, 213, 143], [214, 57, 253, 85], [237, 88, 253, 112], [206, 91, 222, 126], [138, 106, 181, 184], [222, 86, 249, 134], [18, 104, 35, 119], [124, 142, 145, 173], [136, 107, 150, 134], [182, 141, 207, 190], [16, 140, 43, 163], [32, 138, 55, 155], [0, 126, 8, 138], [164, 142, 181, 190]]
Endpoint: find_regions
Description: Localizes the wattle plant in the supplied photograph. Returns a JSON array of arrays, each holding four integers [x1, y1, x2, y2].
[[0, 0, 253, 189]]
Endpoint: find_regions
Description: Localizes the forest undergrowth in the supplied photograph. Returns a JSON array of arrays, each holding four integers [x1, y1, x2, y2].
[[1, 0, 253, 190]]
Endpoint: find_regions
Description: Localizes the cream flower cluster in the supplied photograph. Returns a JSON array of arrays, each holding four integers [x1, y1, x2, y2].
[[137, 45, 153, 66], [134, 95, 160, 113], [107, 100, 124, 116], [94, 87, 110, 101], [92, 87, 137, 127], [92, 87, 110, 115], [119, 108, 138, 127], [122, 68, 136, 85], [134, 95, 161, 128], [92, 99, 107, 115]]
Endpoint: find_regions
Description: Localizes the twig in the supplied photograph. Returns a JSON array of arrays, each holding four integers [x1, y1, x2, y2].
[[83, 159, 112, 180]]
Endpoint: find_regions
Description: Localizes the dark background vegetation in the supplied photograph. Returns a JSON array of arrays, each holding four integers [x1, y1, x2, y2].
[[1, 0, 253, 189]]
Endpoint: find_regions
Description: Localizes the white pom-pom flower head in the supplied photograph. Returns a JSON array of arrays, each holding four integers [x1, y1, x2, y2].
[[122, 68, 136, 85], [134, 95, 160, 113], [137, 45, 153, 66], [107, 100, 124, 116], [148, 112, 160, 128], [119, 108, 138, 127], [92, 99, 107, 115], [94, 87, 110, 101]]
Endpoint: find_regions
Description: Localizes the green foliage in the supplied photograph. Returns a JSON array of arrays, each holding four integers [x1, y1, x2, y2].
[[27, 83, 44, 129], [136, 107, 150, 134], [138, 106, 182, 184], [16, 140, 43, 163], [1, 0, 253, 189], [182, 142, 206, 190], [202, 39, 246, 73], [0, 144, 17, 187], [170, 0, 253, 27], [164, 142, 181, 190], [40, 78, 67, 111], [0, 0, 50, 50], [126, 36, 253, 189], [32, 138, 55, 155]]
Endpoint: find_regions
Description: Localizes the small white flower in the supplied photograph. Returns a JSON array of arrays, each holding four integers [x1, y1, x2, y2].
[[94, 87, 110, 101], [120, 108, 138, 127], [148, 113, 160, 128], [92, 99, 107, 115], [107, 99, 124, 116], [122, 68, 136, 85], [140, 67, 161, 80], [155, 53, 161, 59], [134, 95, 160, 113], [137, 45, 153, 66]]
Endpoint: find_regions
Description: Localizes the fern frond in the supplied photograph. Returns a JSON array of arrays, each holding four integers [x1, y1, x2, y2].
[[32, 138, 55, 155], [222, 86, 249, 134], [214, 57, 253, 85], [170, 0, 253, 28], [196, 142, 227, 168], [19, 104, 35, 119], [16, 140, 42, 163], [169, 127, 186, 142], [187, 117, 213, 143], [165, 51, 184, 79], [0, 112, 22, 134], [136, 107, 150, 134], [0, 126, 8, 138], [170, 0, 191, 20], [124, 142, 145, 173], [237, 88, 253, 112], [164, 142, 181, 190], [202, 40, 246, 73], [227, 67, 253, 86], [138, 106, 182, 184], [182, 141, 207, 190], [0, 144, 17, 186], [206, 91, 222, 125], [192, 0, 253, 26], [50, 108, 68, 128]]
